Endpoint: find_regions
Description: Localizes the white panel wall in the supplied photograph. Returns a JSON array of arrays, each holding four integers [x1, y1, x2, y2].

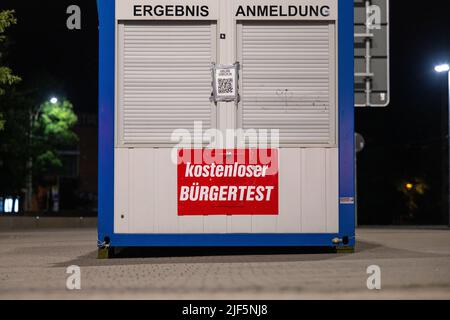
[[239, 22, 336, 146], [117, 21, 216, 146], [114, 148, 338, 234], [114, 6, 340, 236]]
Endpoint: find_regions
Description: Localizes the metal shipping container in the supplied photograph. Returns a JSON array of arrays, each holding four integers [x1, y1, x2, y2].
[[97, 0, 355, 253]]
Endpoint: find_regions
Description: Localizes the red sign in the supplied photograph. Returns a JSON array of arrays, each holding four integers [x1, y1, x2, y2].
[[177, 149, 279, 216]]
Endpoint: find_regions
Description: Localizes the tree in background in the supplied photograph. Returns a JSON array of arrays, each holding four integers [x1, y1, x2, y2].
[[0, 9, 23, 204], [0, 10, 78, 211], [0, 91, 29, 197], [0, 95, 78, 211], [0, 10, 21, 130], [32, 99, 78, 177], [24, 98, 78, 212]]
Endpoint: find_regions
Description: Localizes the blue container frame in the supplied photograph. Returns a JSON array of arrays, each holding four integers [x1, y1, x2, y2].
[[97, 0, 355, 248]]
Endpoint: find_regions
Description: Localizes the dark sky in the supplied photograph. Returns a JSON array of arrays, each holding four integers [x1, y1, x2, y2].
[[1, 1, 450, 224], [0, 0, 98, 113], [356, 1, 450, 224]]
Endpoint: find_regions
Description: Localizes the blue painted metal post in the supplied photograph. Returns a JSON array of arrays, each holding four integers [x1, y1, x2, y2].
[[97, 0, 115, 245], [338, 0, 356, 245]]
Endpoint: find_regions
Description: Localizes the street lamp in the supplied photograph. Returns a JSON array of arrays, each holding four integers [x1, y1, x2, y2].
[[25, 96, 60, 212], [435, 63, 450, 227], [435, 64, 450, 73]]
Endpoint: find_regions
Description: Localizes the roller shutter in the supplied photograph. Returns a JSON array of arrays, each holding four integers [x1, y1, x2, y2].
[[118, 21, 216, 145], [239, 22, 336, 146]]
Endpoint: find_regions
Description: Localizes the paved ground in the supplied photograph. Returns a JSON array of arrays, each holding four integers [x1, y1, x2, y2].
[[0, 227, 449, 299]]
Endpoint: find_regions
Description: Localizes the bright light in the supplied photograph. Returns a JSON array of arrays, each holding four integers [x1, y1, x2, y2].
[[435, 64, 450, 73], [14, 198, 19, 213], [4, 198, 13, 213], [405, 183, 414, 190], [50, 97, 58, 104]]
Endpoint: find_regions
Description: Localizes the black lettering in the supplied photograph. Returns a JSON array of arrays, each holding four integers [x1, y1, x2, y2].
[[299, 6, 308, 17], [166, 5, 174, 16], [175, 5, 184, 16], [200, 6, 209, 17], [131, 5, 212, 18], [257, 6, 268, 16], [310, 5, 319, 17], [247, 6, 255, 17], [133, 5, 142, 16], [143, 5, 152, 16], [321, 6, 330, 17], [234, 4, 332, 18], [270, 5, 277, 16], [236, 5, 245, 17], [154, 5, 164, 16], [288, 6, 297, 16], [186, 5, 195, 16]]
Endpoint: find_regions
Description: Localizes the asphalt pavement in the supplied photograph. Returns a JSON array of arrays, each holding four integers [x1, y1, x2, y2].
[[0, 227, 449, 299]]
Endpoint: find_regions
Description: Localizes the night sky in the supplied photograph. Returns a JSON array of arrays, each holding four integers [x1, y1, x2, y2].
[[0, 0, 98, 113], [1, 0, 450, 224]]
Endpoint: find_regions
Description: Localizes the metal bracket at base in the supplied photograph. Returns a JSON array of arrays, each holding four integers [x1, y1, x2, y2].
[[335, 246, 355, 254], [97, 247, 113, 259]]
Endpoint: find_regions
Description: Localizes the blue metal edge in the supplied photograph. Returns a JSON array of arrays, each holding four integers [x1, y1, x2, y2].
[[337, 0, 356, 247], [105, 233, 341, 247], [97, 0, 115, 246], [97, 0, 355, 248]]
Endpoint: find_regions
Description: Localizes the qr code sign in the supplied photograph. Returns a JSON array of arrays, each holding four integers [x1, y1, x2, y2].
[[218, 78, 234, 94]]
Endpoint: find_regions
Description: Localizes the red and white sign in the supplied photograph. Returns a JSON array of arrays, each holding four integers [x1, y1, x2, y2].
[[177, 149, 279, 216]]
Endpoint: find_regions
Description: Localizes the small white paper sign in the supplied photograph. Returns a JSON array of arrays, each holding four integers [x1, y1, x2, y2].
[[212, 64, 238, 102]]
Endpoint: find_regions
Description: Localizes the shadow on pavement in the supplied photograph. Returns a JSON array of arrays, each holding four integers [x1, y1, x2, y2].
[[55, 241, 382, 267], [113, 246, 338, 258]]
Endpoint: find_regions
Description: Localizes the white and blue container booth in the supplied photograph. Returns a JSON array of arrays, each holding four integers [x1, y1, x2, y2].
[[97, 0, 355, 254]]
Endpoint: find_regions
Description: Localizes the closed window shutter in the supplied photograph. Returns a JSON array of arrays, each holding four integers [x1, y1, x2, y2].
[[240, 22, 336, 146], [118, 22, 215, 145]]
